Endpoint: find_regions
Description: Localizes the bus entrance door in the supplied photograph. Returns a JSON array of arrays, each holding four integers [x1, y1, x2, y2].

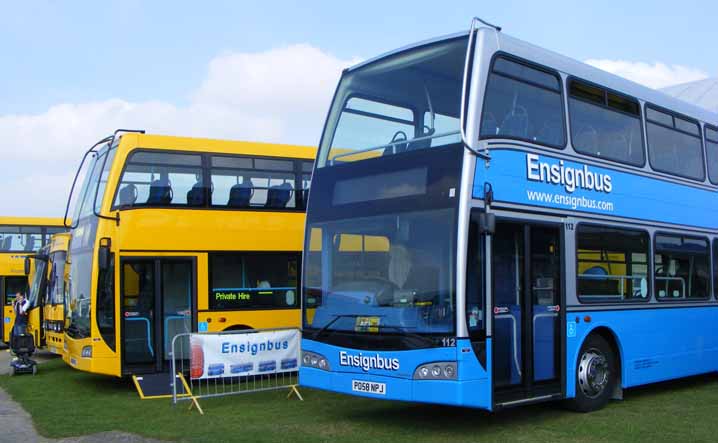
[[2, 276, 26, 343], [492, 221, 563, 407], [121, 258, 195, 374]]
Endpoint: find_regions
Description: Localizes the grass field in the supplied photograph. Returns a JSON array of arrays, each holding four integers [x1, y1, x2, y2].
[[1, 358, 718, 442]]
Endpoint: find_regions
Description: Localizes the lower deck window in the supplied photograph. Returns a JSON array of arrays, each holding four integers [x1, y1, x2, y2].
[[577, 225, 649, 302], [209, 253, 299, 310], [3, 277, 27, 305], [654, 234, 709, 300]]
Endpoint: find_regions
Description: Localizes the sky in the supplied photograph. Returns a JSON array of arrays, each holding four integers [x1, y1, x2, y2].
[[2, 0, 717, 216]]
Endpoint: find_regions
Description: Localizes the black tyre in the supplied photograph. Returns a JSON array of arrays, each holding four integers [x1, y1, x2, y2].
[[566, 334, 617, 412]]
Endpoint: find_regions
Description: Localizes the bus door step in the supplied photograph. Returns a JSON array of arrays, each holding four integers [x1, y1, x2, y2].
[[132, 372, 189, 400]]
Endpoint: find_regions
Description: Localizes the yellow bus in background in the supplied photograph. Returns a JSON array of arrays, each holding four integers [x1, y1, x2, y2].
[[25, 243, 50, 349], [63, 131, 314, 376], [0, 217, 65, 343], [44, 233, 71, 354]]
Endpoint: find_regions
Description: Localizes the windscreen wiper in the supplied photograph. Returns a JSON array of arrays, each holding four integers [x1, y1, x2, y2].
[[313, 314, 362, 340], [374, 325, 436, 347]]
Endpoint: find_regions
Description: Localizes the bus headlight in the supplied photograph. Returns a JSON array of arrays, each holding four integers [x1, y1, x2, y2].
[[413, 362, 457, 380], [81, 346, 92, 358], [302, 351, 330, 371]]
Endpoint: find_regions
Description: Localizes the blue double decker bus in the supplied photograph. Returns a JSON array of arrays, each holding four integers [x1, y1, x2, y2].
[[300, 18, 718, 412]]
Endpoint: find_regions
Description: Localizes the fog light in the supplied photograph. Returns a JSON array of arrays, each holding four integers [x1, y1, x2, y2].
[[81, 346, 92, 358], [444, 365, 455, 378], [413, 361, 458, 380], [431, 365, 442, 377]]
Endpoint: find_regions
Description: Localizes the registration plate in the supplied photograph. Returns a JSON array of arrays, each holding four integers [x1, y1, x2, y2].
[[352, 380, 386, 395]]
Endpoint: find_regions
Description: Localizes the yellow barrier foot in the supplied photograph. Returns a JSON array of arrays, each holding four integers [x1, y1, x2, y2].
[[178, 373, 204, 415], [287, 384, 304, 401]]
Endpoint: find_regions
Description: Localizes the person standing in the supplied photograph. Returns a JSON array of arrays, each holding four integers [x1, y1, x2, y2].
[[12, 292, 30, 337]]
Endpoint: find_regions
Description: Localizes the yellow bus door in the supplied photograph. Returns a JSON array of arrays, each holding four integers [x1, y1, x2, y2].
[[2, 277, 27, 343], [121, 258, 194, 374]]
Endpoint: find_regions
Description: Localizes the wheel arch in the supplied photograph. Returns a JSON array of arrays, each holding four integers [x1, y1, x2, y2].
[[577, 325, 625, 399], [223, 324, 253, 332]]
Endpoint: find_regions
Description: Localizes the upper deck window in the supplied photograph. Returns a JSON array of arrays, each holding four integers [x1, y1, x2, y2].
[[112, 149, 312, 211], [74, 145, 116, 221], [704, 125, 718, 184], [568, 79, 644, 166], [331, 98, 415, 161], [646, 106, 705, 181], [113, 151, 204, 208], [318, 36, 468, 167], [480, 56, 566, 148], [211, 155, 308, 209]]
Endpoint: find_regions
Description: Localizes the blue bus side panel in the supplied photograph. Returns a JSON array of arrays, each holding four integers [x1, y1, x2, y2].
[[300, 338, 492, 409], [473, 149, 718, 229], [565, 307, 718, 398]]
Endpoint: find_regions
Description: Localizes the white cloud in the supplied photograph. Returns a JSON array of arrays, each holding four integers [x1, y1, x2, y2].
[[0, 45, 359, 216], [585, 59, 709, 89]]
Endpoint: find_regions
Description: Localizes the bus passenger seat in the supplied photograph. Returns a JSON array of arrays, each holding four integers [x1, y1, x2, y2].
[[146, 178, 172, 205], [24, 234, 34, 251], [118, 184, 138, 207], [266, 183, 293, 208], [186, 181, 206, 207], [227, 182, 252, 208]]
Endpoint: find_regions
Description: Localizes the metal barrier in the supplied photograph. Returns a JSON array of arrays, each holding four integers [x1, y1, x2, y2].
[[170, 328, 302, 411]]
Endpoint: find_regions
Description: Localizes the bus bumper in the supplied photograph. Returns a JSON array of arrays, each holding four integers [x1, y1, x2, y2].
[[63, 335, 120, 376], [300, 339, 491, 409]]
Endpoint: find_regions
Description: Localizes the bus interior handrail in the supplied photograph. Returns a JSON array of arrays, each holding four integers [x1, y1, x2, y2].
[[329, 130, 461, 163]]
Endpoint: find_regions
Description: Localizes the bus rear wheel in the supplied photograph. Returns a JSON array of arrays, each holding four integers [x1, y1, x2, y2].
[[567, 334, 616, 412]]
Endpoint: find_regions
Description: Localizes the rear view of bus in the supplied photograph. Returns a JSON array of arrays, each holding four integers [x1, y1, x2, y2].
[[0, 217, 65, 344], [63, 131, 314, 376]]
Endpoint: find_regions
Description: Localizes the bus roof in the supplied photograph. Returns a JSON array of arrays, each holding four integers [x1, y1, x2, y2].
[[117, 133, 317, 160], [348, 27, 718, 126], [0, 217, 65, 227]]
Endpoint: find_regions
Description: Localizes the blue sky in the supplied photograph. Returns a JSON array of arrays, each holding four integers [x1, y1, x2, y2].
[[1, 0, 717, 215]]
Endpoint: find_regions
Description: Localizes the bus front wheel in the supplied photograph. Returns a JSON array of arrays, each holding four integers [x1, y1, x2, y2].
[[567, 334, 616, 412]]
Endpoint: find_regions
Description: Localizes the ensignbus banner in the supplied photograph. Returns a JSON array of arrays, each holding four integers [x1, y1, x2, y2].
[[189, 329, 300, 380]]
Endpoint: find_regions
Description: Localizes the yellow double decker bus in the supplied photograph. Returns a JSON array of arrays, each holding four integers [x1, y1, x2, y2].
[[0, 217, 65, 343], [63, 131, 314, 376]]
